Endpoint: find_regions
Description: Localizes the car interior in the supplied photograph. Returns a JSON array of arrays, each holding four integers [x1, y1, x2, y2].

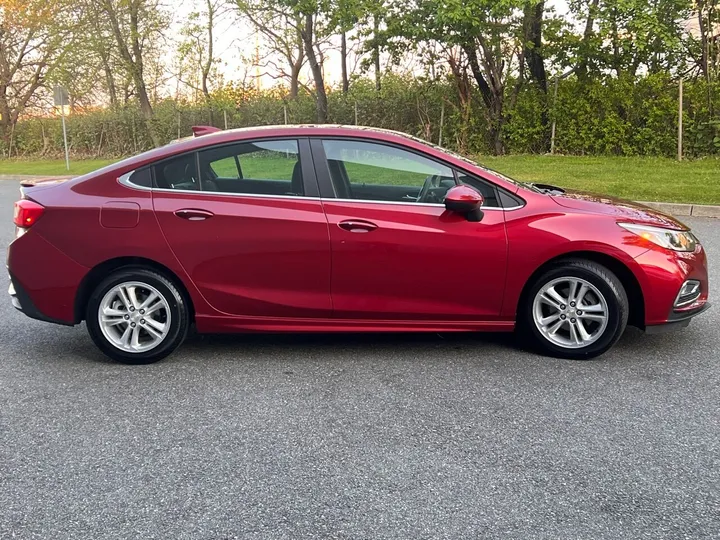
[[326, 158, 499, 206], [153, 144, 303, 196], [200, 143, 304, 196]]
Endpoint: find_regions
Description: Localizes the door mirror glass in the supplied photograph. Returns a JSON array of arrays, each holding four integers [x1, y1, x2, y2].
[[444, 185, 484, 221]]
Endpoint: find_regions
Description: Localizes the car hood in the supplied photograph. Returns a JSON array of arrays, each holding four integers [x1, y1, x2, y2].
[[548, 187, 688, 230]]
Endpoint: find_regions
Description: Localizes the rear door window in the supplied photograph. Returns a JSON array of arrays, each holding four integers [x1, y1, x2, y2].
[[154, 154, 200, 191], [198, 139, 305, 196]]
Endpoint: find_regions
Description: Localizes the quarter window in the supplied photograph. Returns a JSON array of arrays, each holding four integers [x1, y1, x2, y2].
[[458, 173, 500, 208], [126, 168, 152, 188], [321, 140, 455, 204], [198, 139, 304, 196]]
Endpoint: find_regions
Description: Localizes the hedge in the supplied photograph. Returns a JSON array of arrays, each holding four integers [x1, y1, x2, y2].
[[4, 73, 719, 159]]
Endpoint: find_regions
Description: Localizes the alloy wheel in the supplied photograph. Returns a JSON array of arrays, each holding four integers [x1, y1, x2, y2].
[[532, 277, 609, 349], [98, 281, 171, 353]]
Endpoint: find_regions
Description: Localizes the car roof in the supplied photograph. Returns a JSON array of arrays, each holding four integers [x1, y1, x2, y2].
[[176, 124, 423, 147], [89, 125, 441, 175]]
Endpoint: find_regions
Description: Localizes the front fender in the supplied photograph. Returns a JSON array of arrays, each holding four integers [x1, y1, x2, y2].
[[500, 210, 650, 319]]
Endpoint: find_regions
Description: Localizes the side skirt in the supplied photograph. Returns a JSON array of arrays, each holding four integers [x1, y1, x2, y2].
[[195, 315, 515, 334]]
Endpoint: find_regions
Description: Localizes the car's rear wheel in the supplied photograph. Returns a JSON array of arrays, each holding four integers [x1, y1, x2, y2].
[[520, 259, 629, 360], [85, 268, 189, 364]]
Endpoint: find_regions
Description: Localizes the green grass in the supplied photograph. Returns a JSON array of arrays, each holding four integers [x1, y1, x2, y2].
[[0, 158, 116, 176], [0, 155, 718, 204], [478, 155, 720, 205]]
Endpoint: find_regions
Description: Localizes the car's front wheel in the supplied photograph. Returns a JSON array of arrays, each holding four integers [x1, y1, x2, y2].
[[85, 268, 189, 364], [520, 259, 629, 360]]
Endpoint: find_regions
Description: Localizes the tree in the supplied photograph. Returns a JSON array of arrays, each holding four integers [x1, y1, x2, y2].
[[234, 0, 330, 122], [328, 0, 363, 93], [0, 0, 75, 153], [523, 1, 548, 92], [178, 0, 230, 102], [96, 0, 170, 146], [386, 0, 543, 154], [232, 0, 307, 98], [695, 0, 719, 81], [563, 0, 691, 79], [299, 10, 328, 122]]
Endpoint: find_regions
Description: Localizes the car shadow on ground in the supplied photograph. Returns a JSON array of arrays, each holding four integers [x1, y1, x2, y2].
[[35, 319, 697, 367], [183, 328, 534, 353]]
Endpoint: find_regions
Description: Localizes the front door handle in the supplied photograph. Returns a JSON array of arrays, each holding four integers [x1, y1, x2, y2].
[[338, 219, 378, 233], [174, 209, 214, 221]]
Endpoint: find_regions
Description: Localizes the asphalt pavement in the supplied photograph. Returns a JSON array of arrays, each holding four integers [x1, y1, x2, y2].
[[0, 179, 718, 539]]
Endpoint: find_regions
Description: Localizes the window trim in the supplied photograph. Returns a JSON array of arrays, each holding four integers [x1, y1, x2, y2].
[[309, 136, 524, 210]]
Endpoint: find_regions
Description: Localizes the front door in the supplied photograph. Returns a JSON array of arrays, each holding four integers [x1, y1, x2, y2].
[[314, 138, 508, 321], [152, 138, 332, 318]]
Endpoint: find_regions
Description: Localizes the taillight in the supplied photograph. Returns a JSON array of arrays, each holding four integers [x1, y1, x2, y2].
[[13, 199, 45, 228]]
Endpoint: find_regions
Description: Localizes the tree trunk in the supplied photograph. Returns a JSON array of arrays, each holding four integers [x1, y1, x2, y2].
[[290, 60, 301, 98], [697, 0, 710, 81], [463, 44, 506, 154], [523, 1, 549, 149], [341, 30, 349, 94], [201, 0, 214, 102], [0, 95, 12, 156], [523, 1, 548, 93], [301, 13, 327, 123], [102, 0, 159, 146], [577, 0, 599, 81], [489, 99, 506, 156], [373, 15, 381, 91], [136, 83, 158, 144], [288, 27, 305, 99], [99, 48, 118, 107]]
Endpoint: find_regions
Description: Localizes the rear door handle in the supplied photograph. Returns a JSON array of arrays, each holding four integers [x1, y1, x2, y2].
[[174, 209, 214, 221], [338, 219, 378, 233]]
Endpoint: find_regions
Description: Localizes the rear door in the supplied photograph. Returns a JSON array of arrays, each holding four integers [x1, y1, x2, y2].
[[151, 138, 332, 318], [312, 138, 508, 321]]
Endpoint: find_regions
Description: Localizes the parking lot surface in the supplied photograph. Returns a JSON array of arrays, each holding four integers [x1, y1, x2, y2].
[[0, 179, 718, 539]]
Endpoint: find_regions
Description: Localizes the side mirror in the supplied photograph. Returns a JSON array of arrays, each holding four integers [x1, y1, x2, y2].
[[444, 185, 484, 222]]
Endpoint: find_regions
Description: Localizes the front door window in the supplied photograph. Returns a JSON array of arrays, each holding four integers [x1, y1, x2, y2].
[[321, 140, 455, 204]]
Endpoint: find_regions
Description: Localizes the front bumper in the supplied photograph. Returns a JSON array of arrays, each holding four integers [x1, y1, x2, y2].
[[645, 302, 711, 334], [634, 243, 709, 326]]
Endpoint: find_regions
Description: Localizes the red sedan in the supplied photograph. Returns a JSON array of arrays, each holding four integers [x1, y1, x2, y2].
[[8, 125, 710, 363]]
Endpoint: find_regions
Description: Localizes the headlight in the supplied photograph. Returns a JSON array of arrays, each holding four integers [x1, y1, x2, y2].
[[618, 223, 698, 252]]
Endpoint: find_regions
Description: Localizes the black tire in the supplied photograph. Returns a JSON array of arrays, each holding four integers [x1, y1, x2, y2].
[[85, 268, 189, 364], [518, 259, 629, 360]]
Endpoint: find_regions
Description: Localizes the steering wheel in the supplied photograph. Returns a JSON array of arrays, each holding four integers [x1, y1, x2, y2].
[[417, 175, 456, 204], [416, 175, 440, 203]]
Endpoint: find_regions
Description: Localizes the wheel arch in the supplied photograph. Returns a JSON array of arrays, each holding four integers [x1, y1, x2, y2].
[[74, 256, 195, 324], [517, 250, 645, 329]]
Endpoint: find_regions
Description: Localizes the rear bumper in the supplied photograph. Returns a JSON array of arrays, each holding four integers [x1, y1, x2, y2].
[[8, 271, 74, 326], [645, 302, 711, 335], [7, 231, 88, 325]]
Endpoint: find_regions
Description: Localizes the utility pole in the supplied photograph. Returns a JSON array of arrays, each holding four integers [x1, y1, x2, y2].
[[678, 78, 684, 161], [54, 86, 70, 171], [550, 77, 559, 155]]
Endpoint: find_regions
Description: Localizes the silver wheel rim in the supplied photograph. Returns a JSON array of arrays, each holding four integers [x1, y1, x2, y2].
[[98, 281, 171, 354], [532, 277, 609, 349]]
